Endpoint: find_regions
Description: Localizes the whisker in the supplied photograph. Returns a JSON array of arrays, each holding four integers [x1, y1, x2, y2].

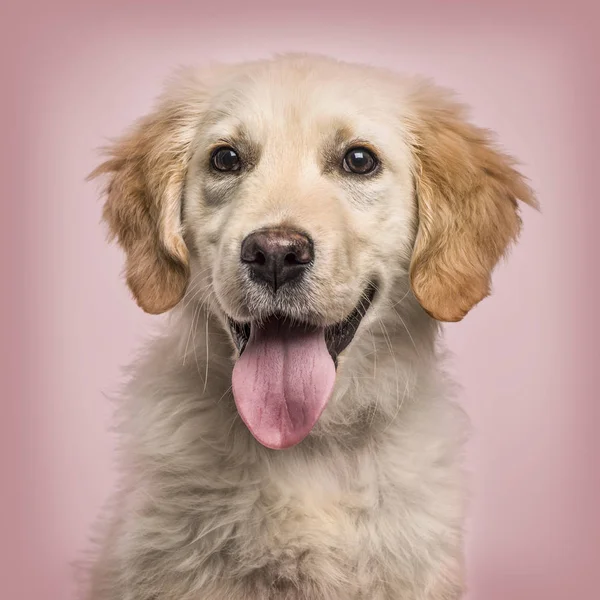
[[382, 370, 410, 434], [387, 302, 420, 358], [182, 300, 201, 366], [378, 317, 402, 428], [217, 385, 233, 405], [202, 314, 210, 395], [367, 330, 379, 427], [191, 300, 203, 375]]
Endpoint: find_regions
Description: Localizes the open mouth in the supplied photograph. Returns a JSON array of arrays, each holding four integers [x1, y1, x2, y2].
[[227, 282, 377, 362], [227, 283, 377, 451]]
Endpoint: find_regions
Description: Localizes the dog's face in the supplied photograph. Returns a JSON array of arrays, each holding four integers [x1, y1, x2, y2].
[[92, 55, 536, 449], [185, 61, 416, 342]]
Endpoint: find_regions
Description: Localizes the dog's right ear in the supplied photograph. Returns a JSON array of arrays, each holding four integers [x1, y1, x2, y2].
[[88, 71, 208, 314]]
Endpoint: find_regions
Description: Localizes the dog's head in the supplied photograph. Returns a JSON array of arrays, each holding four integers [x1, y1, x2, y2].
[[91, 55, 536, 449]]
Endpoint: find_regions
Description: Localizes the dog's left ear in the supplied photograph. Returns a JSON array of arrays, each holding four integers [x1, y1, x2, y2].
[[405, 83, 539, 322], [88, 71, 207, 314]]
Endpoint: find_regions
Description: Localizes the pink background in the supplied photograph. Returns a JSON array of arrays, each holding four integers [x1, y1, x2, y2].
[[2, 1, 599, 598]]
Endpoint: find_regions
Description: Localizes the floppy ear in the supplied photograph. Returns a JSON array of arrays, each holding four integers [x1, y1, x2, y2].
[[405, 83, 539, 322], [88, 72, 206, 314]]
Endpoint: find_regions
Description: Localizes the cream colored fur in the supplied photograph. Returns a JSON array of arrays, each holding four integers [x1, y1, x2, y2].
[[86, 54, 536, 600]]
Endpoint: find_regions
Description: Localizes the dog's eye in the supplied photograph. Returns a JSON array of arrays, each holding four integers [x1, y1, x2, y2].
[[342, 147, 378, 174], [211, 147, 241, 172]]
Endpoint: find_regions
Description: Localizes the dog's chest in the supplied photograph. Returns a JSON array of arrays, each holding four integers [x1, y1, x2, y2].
[[221, 450, 393, 595]]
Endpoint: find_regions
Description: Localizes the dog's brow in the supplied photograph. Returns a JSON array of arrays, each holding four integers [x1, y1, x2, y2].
[[332, 124, 355, 147], [205, 122, 261, 165], [320, 123, 361, 173]]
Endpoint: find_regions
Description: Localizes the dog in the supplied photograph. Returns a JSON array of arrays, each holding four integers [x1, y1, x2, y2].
[[86, 53, 537, 600]]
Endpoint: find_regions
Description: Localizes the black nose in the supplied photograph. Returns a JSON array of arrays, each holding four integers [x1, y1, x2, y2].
[[241, 227, 314, 292]]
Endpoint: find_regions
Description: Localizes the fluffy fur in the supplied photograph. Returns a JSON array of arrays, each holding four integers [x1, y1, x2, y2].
[[86, 54, 537, 600]]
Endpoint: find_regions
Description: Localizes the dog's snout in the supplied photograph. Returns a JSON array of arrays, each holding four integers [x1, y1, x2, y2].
[[241, 228, 313, 291]]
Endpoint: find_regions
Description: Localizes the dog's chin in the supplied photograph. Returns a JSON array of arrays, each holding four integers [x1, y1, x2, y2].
[[224, 282, 377, 451]]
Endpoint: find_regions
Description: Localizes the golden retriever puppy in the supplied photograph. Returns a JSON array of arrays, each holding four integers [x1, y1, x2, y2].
[[87, 54, 536, 600]]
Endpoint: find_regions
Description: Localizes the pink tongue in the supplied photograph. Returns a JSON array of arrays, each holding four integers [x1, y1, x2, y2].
[[232, 319, 336, 449]]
